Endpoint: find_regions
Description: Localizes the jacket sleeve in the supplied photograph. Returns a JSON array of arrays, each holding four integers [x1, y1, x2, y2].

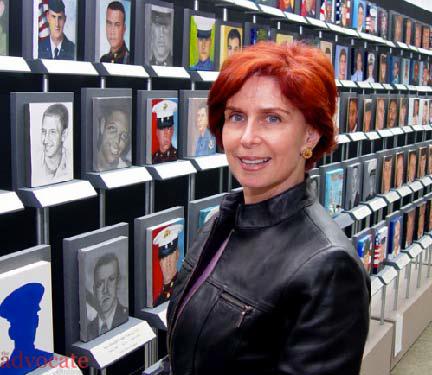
[[277, 248, 370, 375]]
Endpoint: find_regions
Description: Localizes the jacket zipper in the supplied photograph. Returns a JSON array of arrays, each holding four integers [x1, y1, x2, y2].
[[168, 216, 221, 361], [221, 292, 253, 328]]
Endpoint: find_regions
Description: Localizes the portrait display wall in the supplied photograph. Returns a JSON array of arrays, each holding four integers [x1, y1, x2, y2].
[[78, 236, 129, 343], [179, 90, 216, 159], [80, 88, 132, 177], [136, 90, 178, 165]]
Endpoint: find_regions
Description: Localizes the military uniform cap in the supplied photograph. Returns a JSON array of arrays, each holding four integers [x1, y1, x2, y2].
[[194, 16, 215, 39], [153, 224, 183, 259], [152, 5, 172, 26], [0, 283, 45, 322], [368, 53, 375, 65], [48, 0, 65, 13], [152, 100, 177, 129]]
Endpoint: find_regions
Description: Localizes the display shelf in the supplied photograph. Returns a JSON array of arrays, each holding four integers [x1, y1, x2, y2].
[[407, 85, 419, 92], [186, 154, 228, 171], [0, 190, 24, 215], [371, 276, 384, 297], [305, 17, 328, 29], [28, 354, 83, 374], [420, 176, 432, 188], [333, 211, 354, 229], [377, 265, 398, 285], [417, 235, 432, 250], [145, 160, 196, 181], [335, 79, 342, 87], [326, 23, 345, 34], [376, 129, 394, 138], [136, 302, 168, 331], [357, 31, 377, 42], [146, 66, 190, 79], [71, 318, 155, 370], [85, 167, 152, 190], [357, 81, 371, 89], [284, 12, 308, 24], [389, 127, 404, 135], [424, 125, 432, 131], [395, 185, 413, 198], [17, 180, 96, 208], [370, 82, 384, 90], [387, 252, 411, 271], [360, 320, 393, 375], [364, 196, 387, 212], [347, 131, 367, 141], [379, 190, 401, 204], [257, 4, 285, 18], [365, 131, 380, 140], [408, 180, 423, 193], [337, 134, 351, 144], [411, 125, 424, 131], [94, 63, 149, 78], [382, 84, 394, 91], [143, 356, 170, 375], [190, 71, 219, 82], [339, 79, 357, 88], [403, 243, 423, 259], [402, 126, 414, 133], [27, 59, 98, 76], [349, 204, 372, 220], [396, 41, 409, 49], [384, 41, 396, 48], [394, 84, 408, 91], [0, 56, 31, 73]]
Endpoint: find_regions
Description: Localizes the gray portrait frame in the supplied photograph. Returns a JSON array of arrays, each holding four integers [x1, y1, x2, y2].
[[318, 161, 345, 213], [188, 193, 226, 248], [360, 154, 378, 201], [10, 92, 74, 191], [134, 206, 184, 316], [136, 90, 178, 165], [243, 22, 271, 46], [376, 149, 394, 195], [62, 222, 128, 355], [342, 158, 363, 210], [80, 88, 132, 178]]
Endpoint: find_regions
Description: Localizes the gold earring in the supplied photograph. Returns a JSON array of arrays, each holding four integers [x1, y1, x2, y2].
[[301, 147, 313, 159]]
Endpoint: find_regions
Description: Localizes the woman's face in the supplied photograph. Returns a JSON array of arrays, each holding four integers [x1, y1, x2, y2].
[[222, 75, 318, 203]]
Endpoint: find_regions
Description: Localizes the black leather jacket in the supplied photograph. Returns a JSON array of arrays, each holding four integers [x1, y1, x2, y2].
[[167, 181, 370, 375]]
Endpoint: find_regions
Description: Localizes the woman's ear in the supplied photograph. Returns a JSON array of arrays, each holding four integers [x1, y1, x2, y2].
[[304, 125, 321, 150]]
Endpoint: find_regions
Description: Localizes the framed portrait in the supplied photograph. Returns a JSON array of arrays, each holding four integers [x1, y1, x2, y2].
[[353, 230, 373, 274], [374, 96, 386, 131], [0, 259, 54, 372], [32, 0, 77, 60], [427, 198, 432, 233], [334, 96, 341, 132], [273, 31, 294, 45], [390, 12, 403, 43], [421, 99, 429, 126], [364, 51, 377, 83], [421, 62, 430, 86], [410, 60, 420, 86], [147, 217, 185, 307], [361, 156, 377, 201], [377, 8, 388, 40], [417, 147, 427, 179], [430, 101, 432, 125], [394, 151, 404, 188], [346, 97, 359, 133], [351, 48, 364, 82], [372, 223, 387, 274], [336, 0, 351, 27], [319, 0, 334, 22], [406, 148, 417, 183], [422, 25, 430, 50], [334, 44, 348, 80], [78, 236, 129, 342], [319, 40, 333, 62], [343, 161, 362, 210], [187, 12, 216, 71], [428, 144, 432, 175], [386, 213, 402, 261], [92, 97, 132, 173], [0, 0, 8, 56], [243, 22, 271, 46], [377, 53, 388, 84], [139, 1, 174, 67], [365, 2, 377, 35], [136, 90, 178, 165], [402, 206, 415, 249], [216, 22, 243, 70], [414, 21, 422, 48], [409, 97, 420, 126], [25, 101, 74, 188], [352, 0, 366, 33], [398, 97, 408, 126], [361, 97, 373, 132], [380, 153, 393, 194], [308, 168, 320, 201], [389, 56, 400, 84], [188, 193, 226, 246], [300, 0, 319, 18], [386, 97, 398, 128], [401, 58, 410, 85], [278, 0, 297, 13], [415, 202, 426, 240], [321, 166, 344, 218], [404, 17, 413, 46]]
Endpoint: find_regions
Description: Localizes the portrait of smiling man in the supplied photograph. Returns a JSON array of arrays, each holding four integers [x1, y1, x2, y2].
[[100, 1, 130, 64], [38, 0, 76, 60]]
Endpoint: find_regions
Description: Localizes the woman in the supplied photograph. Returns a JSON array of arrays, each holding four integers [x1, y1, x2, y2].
[[167, 42, 370, 375]]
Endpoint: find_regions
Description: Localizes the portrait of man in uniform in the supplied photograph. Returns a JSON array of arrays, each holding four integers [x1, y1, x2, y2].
[[375, 98, 385, 130], [100, 0, 131, 64], [354, 0, 365, 32], [363, 159, 377, 200], [345, 164, 361, 210], [378, 54, 387, 83], [151, 99, 178, 164], [364, 53, 376, 83], [27, 102, 73, 188], [390, 57, 400, 84], [86, 253, 128, 340], [279, 0, 294, 12], [150, 5, 173, 66], [151, 219, 185, 307], [38, 0, 76, 60], [189, 15, 216, 71], [93, 98, 132, 172], [301, 0, 316, 17], [410, 60, 419, 86], [387, 99, 398, 128], [347, 98, 358, 133], [193, 103, 216, 157]]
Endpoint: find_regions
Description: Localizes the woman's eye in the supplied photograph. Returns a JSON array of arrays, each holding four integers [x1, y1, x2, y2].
[[266, 115, 281, 124], [229, 113, 244, 122]]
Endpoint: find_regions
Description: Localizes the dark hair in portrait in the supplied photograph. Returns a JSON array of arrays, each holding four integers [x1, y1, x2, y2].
[[108, 1, 126, 23], [42, 103, 69, 131]]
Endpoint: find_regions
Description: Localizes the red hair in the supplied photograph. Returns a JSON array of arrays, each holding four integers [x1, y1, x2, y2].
[[208, 41, 337, 169]]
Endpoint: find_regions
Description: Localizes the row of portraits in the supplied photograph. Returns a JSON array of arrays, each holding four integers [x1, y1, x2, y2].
[[336, 93, 432, 135], [2, 0, 432, 71], [16, 90, 217, 189], [352, 196, 432, 275], [318, 142, 432, 217], [333, 44, 432, 85]]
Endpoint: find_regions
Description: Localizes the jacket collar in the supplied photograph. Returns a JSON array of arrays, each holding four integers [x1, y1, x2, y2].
[[219, 180, 311, 230]]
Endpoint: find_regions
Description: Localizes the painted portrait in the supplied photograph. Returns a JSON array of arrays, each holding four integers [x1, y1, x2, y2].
[[356, 233, 372, 273], [387, 215, 402, 260], [149, 4, 174, 67], [334, 45, 348, 80], [189, 15, 216, 71], [219, 25, 242, 69], [324, 168, 344, 217], [373, 226, 387, 274]]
